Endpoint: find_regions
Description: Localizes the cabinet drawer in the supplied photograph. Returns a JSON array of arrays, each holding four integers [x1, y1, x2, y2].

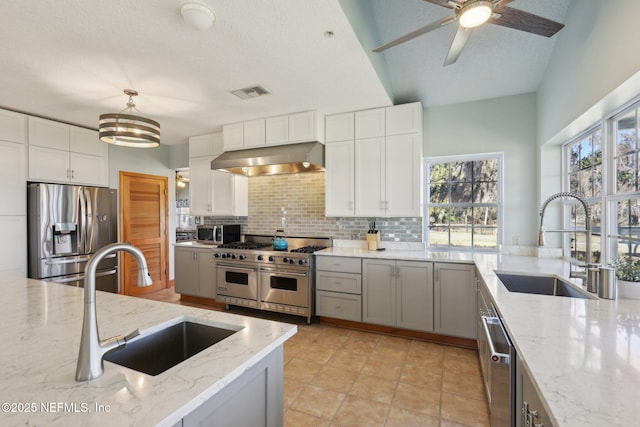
[[316, 256, 361, 274], [316, 291, 361, 322], [316, 271, 361, 294]]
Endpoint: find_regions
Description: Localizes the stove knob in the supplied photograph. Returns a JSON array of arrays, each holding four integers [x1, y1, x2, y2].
[[283, 257, 289, 263], [289, 259, 295, 264], [298, 259, 305, 265], [214, 253, 220, 258], [221, 253, 226, 258], [268, 256, 275, 262], [239, 255, 246, 260], [230, 254, 237, 259], [257, 255, 263, 261]]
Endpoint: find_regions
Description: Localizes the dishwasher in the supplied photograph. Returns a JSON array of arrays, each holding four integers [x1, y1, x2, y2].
[[478, 282, 516, 426]]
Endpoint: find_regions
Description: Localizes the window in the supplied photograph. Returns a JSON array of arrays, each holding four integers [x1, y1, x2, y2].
[[564, 127, 603, 263], [612, 104, 640, 259], [424, 154, 502, 250], [562, 98, 640, 263]]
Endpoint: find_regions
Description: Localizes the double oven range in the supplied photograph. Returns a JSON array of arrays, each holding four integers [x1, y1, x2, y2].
[[213, 234, 331, 324]]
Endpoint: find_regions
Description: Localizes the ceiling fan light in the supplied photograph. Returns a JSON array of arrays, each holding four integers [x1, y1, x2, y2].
[[459, 1, 493, 28]]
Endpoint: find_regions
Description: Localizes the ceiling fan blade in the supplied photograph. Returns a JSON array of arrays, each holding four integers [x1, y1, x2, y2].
[[490, 5, 564, 37], [444, 25, 472, 66], [373, 16, 456, 53]]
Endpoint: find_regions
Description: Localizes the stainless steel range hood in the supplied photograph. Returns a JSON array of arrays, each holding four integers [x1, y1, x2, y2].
[[210, 142, 325, 177]]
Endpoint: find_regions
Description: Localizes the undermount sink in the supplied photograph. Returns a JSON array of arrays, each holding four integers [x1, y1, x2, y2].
[[496, 273, 594, 299], [104, 321, 239, 376]]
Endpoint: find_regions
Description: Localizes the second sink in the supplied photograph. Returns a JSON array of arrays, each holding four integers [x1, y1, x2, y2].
[[104, 320, 240, 376], [496, 273, 594, 299]]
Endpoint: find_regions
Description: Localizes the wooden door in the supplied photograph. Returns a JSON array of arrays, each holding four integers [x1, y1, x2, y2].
[[120, 171, 169, 295]]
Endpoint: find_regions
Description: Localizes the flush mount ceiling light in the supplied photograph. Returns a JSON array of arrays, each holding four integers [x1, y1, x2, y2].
[[99, 89, 160, 148], [180, 2, 216, 30], [175, 171, 187, 188], [458, 0, 494, 28]]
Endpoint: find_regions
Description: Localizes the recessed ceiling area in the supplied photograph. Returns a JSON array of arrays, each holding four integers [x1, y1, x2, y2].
[[0, 0, 571, 145]]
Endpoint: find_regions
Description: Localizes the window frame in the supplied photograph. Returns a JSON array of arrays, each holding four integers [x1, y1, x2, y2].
[[562, 96, 640, 264], [423, 152, 504, 251]]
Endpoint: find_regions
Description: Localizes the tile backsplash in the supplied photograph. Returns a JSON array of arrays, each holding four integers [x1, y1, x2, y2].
[[203, 172, 422, 242]]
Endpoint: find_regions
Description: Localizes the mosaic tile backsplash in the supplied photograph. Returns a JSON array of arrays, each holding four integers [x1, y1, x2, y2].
[[202, 172, 422, 242]]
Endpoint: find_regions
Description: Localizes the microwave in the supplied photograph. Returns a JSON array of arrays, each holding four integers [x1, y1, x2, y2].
[[197, 224, 241, 245]]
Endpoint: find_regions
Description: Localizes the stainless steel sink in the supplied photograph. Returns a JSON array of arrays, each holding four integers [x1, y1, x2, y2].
[[496, 273, 594, 299], [104, 321, 239, 375]]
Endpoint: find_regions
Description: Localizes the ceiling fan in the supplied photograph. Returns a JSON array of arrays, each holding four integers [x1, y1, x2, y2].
[[373, 0, 564, 66]]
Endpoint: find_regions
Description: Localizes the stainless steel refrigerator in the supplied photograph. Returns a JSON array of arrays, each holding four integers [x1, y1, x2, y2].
[[27, 183, 119, 293]]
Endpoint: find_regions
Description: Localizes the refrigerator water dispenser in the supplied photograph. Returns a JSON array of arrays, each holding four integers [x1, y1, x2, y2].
[[53, 222, 77, 255]]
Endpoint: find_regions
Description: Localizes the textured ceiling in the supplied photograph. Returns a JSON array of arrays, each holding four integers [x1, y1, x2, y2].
[[0, 0, 571, 146]]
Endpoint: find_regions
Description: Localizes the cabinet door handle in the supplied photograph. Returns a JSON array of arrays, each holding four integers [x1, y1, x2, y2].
[[71, 169, 75, 179]]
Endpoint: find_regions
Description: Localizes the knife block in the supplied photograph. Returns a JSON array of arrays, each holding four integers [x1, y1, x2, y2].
[[366, 231, 381, 250]]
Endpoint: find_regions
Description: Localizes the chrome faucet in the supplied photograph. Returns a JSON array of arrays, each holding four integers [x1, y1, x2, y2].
[[538, 192, 594, 286], [75, 242, 152, 381]]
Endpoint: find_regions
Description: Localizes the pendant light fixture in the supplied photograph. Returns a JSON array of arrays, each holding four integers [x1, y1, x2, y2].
[[99, 89, 160, 148]]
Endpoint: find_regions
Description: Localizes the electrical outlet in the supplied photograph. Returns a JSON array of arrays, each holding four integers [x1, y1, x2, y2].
[[351, 231, 360, 240], [512, 235, 520, 246]]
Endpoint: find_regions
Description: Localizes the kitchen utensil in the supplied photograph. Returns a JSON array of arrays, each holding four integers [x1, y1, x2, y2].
[[272, 229, 288, 251]]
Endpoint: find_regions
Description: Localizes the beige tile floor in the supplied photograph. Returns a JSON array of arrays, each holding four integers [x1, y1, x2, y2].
[[140, 287, 490, 427]]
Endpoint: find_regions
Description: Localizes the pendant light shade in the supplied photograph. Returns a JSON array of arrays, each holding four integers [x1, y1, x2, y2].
[[99, 89, 160, 148]]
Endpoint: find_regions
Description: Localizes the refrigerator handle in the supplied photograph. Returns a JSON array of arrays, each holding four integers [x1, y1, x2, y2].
[[79, 188, 88, 253], [85, 188, 93, 251]]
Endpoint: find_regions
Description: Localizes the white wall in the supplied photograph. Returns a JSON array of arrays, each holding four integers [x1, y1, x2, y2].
[[537, 0, 640, 146], [535, 0, 640, 245], [424, 93, 538, 246], [108, 144, 176, 280]]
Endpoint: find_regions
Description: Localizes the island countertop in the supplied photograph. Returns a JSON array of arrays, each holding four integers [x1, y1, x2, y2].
[[0, 276, 296, 426], [317, 248, 640, 427]]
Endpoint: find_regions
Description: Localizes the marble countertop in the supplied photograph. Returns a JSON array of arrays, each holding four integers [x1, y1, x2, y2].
[[0, 276, 296, 427], [317, 248, 640, 427], [174, 241, 217, 249]]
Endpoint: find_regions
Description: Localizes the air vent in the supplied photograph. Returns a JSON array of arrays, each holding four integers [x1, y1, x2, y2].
[[230, 85, 271, 100]]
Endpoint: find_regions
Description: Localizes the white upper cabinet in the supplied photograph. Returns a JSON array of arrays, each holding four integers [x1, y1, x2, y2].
[[386, 133, 422, 217], [189, 131, 248, 217], [0, 109, 27, 144], [324, 102, 423, 217], [28, 117, 70, 151], [224, 110, 324, 150], [288, 110, 323, 142], [325, 140, 355, 216], [265, 115, 289, 145], [27, 117, 108, 186], [385, 102, 422, 136], [325, 112, 354, 143], [70, 126, 107, 157], [355, 108, 385, 139], [355, 137, 386, 216], [189, 133, 223, 158], [222, 123, 244, 150], [243, 119, 266, 148]]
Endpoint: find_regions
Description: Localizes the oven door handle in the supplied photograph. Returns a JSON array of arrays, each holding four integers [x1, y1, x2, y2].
[[217, 265, 258, 272], [258, 268, 307, 277], [481, 316, 510, 364]]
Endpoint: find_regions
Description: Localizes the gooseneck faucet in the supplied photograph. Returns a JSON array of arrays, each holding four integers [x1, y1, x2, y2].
[[538, 192, 593, 284], [75, 242, 152, 381]]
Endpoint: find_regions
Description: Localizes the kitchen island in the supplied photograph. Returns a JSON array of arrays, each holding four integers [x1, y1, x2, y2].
[[0, 276, 296, 426], [317, 248, 640, 426]]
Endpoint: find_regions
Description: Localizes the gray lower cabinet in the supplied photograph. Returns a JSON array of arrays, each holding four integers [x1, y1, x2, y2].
[[179, 345, 284, 427], [174, 246, 216, 298], [516, 355, 552, 427], [316, 256, 362, 321], [362, 259, 434, 332], [433, 262, 476, 339]]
